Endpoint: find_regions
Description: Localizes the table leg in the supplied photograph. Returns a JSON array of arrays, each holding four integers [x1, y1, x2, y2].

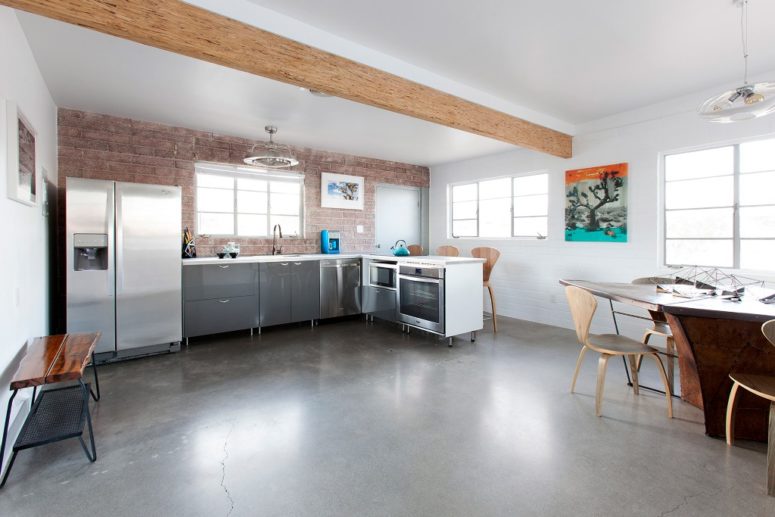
[[0, 390, 19, 488]]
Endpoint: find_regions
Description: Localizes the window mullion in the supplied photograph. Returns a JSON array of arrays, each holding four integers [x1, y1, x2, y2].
[[233, 177, 238, 236], [475, 182, 480, 238], [733, 144, 741, 269]]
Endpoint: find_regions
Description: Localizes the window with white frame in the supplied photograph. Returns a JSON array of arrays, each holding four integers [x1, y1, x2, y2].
[[195, 164, 304, 237], [664, 137, 775, 270], [450, 173, 548, 238]]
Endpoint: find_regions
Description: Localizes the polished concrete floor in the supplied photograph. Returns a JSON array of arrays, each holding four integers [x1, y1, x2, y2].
[[1, 317, 773, 516]]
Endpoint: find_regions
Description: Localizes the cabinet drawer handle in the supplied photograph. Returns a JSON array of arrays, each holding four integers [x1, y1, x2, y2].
[[293, 262, 302, 265], [218, 265, 230, 269], [280, 262, 289, 266], [218, 299, 230, 303]]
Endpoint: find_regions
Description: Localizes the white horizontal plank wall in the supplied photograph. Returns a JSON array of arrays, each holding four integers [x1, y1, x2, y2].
[[0, 7, 58, 472], [429, 79, 775, 341]]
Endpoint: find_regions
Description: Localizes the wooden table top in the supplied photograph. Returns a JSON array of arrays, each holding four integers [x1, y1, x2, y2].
[[560, 279, 775, 323], [10, 333, 101, 390]]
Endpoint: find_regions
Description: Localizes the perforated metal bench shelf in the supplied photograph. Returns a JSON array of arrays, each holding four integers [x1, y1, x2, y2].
[[15, 385, 90, 450]]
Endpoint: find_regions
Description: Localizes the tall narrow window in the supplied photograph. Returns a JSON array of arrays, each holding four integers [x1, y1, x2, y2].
[[664, 137, 775, 270], [195, 163, 304, 237]]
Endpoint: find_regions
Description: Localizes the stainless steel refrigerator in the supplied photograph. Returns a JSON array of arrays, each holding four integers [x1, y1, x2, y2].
[[66, 178, 182, 360]]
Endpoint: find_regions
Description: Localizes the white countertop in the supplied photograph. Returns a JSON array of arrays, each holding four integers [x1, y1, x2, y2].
[[182, 253, 484, 266]]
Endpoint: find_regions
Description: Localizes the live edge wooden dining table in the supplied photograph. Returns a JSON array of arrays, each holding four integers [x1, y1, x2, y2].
[[560, 279, 775, 442]]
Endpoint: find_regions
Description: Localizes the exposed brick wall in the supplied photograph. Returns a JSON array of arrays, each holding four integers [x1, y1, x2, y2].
[[57, 109, 429, 256]]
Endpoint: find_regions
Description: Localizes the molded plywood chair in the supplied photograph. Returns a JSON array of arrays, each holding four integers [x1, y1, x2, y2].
[[471, 247, 500, 332], [631, 277, 677, 393], [726, 319, 775, 496], [565, 285, 673, 418], [407, 244, 424, 256], [436, 245, 460, 257]]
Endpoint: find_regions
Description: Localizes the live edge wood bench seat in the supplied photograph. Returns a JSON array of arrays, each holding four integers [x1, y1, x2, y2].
[[0, 332, 101, 488]]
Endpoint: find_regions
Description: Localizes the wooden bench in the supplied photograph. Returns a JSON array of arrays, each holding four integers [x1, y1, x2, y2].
[[0, 333, 101, 488]]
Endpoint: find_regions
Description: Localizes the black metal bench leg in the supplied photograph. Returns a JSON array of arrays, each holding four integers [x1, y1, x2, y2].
[[0, 451, 18, 488], [0, 389, 19, 489], [90, 352, 101, 402], [80, 381, 97, 462]]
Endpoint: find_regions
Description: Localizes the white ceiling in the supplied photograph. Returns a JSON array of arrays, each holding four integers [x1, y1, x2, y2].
[[17, 13, 513, 166], [248, 0, 775, 124]]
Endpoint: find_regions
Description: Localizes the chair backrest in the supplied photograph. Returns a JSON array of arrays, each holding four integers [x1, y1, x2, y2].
[[565, 286, 597, 346], [436, 245, 460, 257], [407, 244, 423, 256], [471, 247, 500, 283], [762, 320, 775, 348], [632, 276, 675, 285]]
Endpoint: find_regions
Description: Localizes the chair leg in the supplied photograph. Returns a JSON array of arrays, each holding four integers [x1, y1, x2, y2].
[[648, 353, 673, 418], [666, 336, 676, 395], [570, 346, 588, 393], [637, 331, 651, 371], [726, 381, 741, 446], [595, 353, 611, 417], [628, 355, 640, 396], [487, 284, 497, 333], [768, 402, 774, 496]]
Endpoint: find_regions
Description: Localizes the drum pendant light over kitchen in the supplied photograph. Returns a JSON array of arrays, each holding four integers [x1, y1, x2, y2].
[[244, 126, 299, 168], [699, 0, 775, 123]]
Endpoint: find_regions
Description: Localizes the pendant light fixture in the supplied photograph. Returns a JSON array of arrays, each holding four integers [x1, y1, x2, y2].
[[243, 126, 299, 168], [699, 0, 775, 123]]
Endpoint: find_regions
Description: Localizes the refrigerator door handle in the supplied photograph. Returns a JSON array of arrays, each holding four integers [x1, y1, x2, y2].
[[115, 188, 124, 292]]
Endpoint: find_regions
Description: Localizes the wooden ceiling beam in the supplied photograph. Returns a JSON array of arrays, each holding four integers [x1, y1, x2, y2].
[[3, 0, 573, 158]]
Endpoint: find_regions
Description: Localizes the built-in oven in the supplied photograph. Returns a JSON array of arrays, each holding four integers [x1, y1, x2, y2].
[[368, 260, 398, 290], [397, 263, 444, 334]]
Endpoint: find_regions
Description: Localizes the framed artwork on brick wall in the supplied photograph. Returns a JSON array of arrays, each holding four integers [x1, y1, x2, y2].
[[3, 100, 37, 206], [321, 172, 364, 210]]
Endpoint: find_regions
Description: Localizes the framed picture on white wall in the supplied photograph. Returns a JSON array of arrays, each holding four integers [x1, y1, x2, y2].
[[3, 99, 38, 206], [321, 172, 364, 210]]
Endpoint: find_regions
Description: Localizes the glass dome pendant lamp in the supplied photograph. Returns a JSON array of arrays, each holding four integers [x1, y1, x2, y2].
[[699, 0, 775, 123], [243, 126, 299, 168]]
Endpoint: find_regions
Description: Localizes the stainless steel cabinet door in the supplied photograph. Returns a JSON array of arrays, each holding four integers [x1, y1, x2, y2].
[[260, 262, 292, 326], [291, 261, 320, 321], [66, 178, 116, 353], [115, 182, 182, 350]]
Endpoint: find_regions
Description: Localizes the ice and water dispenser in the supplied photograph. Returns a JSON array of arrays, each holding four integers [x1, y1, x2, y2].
[[73, 233, 109, 271]]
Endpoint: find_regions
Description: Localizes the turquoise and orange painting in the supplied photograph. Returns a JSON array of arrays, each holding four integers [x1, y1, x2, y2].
[[565, 163, 628, 243]]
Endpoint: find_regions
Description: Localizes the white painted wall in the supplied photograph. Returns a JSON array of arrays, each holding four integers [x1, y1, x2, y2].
[[0, 7, 58, 469], [429, 82, 775, 339]]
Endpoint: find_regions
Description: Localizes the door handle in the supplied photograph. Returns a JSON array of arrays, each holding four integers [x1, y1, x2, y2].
[[280, 263, 289, 266], [218, 265, 230, 269], [218, 299, 230, 303], [293, 262, 302, 266]]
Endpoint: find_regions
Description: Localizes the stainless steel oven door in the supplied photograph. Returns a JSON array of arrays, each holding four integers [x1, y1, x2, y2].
[[369, 262, 398, 290], [397, 274, 444, 334]]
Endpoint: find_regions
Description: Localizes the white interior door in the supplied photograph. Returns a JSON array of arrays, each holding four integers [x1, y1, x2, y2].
[[375, 185, 422, 253]]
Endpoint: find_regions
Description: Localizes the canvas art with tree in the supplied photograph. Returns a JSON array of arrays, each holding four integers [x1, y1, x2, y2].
[[565, 163, 628, 242]]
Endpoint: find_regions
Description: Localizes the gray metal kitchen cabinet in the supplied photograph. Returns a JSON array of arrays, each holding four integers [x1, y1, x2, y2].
[[260, 262, 292, 327], [183, 263, 258, 301], [290, 260, 320, 321], [184, 295, 259, 338], [182, 263, 259, 338]]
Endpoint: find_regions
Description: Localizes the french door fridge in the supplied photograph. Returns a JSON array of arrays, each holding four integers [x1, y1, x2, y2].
[[66, 178, 182, 359]]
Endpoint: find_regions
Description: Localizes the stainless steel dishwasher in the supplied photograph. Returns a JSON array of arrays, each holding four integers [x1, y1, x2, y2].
[[320, 258, 362, 318]]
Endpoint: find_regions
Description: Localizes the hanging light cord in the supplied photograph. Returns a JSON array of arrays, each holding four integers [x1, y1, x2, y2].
[[741, 0, 749, 85]]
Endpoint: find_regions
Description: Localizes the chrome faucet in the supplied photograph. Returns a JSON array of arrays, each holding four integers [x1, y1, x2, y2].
[[272, 224, 283, 255]]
